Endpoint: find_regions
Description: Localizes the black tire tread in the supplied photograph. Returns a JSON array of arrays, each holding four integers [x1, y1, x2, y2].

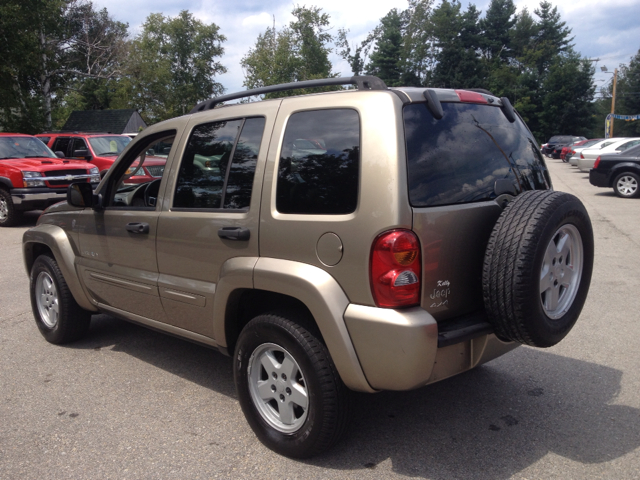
[[30, 255, 92, 344], [483, 190, 593, 347], [235, 314, 350, 458], [613, 171, 640, 198], [0, 188, 21, 227]]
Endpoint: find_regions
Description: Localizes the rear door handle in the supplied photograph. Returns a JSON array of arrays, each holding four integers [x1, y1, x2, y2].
[[126, 222, 150, 234], [218, 227, 250, 241]]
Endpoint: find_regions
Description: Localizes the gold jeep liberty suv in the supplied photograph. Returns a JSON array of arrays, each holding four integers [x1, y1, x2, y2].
[[23, 76, 594, 458]]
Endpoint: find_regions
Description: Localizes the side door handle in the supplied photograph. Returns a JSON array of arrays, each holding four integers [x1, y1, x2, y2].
[[126, 222, 150, 234], [218, 227, 250, 241]]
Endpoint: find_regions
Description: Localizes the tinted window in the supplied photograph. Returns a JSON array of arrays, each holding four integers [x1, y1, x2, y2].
[[404, 102, 549, 207], [52, 137, 72, 155], [224, 117, 265, 209], [174, 120, 242, 209], [276, 109, 359, 214], [174, 118, 265, 210], [72, 138, 88, 154]]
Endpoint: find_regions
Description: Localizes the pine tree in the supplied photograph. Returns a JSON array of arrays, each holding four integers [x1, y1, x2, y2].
[[366, 9, 404, 86]]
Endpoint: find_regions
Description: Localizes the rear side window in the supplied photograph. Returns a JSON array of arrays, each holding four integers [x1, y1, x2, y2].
[[404, 102, 549, 208], [276, 109, 360, 214], [174, 117, 265, 210]]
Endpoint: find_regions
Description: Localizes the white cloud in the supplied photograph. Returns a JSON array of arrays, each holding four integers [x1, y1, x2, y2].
[[241, 12, 273, 28]]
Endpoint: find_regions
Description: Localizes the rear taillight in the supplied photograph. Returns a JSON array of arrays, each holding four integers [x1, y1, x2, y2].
[[370, 230, 421, 308], [594, 156, 601, 169], [580, 152, 585, 159], [455, 90, 488, 104]]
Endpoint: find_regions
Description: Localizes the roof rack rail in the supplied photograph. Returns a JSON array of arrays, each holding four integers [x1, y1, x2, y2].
[[189, 75, 388, 114]]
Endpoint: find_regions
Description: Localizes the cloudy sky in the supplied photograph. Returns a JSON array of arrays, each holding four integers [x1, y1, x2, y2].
[[92, 0, 640, 97]]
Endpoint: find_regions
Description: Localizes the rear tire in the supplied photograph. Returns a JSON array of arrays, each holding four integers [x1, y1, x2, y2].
[[612, 172, 640, 198], [483, 191, 594, 347], [30, 255, 92, 344], [234, 314, 350, 458]]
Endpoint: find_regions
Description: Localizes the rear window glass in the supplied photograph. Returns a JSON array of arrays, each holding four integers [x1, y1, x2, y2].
[[549, 136, 572, 143], [404, 102, 549, 207], [276, 109, 359, 215]]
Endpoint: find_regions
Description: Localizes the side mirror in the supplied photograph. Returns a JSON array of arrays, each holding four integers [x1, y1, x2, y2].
[[67, 182, 94, 208], [55, 151, 66, 158], [73, 149, 93, 160]]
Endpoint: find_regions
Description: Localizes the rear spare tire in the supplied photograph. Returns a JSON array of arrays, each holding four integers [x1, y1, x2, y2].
[[483, 190, 594, 347]]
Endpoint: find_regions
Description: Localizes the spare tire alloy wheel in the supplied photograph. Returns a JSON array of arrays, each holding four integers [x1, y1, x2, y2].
[[234, 314, 350, 458], [613, 172, 639, 198], [539, 225, 583, 319], [483, 190, 594, 347]]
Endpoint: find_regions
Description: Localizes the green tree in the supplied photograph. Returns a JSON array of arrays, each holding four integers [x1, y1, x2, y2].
[[400, 0, 436, 86], [366, 9, 404, 86], [480, 0, 516, 61], [530, 1, 573, 75], [612, 48, 640, 136], [242, 5, 337, 98], [430, 1, 485, 89], [121, 11, 226, 123], [537, 54, 596, 139], [0, 0, 127, 132]]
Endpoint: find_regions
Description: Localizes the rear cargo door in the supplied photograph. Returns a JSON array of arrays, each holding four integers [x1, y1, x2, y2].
[[403, 101, 550, 320]]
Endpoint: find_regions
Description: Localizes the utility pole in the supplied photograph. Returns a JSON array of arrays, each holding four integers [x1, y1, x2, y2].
[[610, 68, 618, 137]]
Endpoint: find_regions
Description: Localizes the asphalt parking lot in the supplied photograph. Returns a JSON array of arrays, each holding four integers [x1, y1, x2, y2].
[[1, 159, 639, 479]]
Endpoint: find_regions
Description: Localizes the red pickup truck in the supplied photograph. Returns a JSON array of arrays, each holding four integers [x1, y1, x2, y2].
[[36, 132, 166, 183], [0, 133, 100, 227]]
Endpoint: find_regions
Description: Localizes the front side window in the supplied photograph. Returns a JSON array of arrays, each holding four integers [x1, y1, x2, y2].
[[108, 133, 174, 209], [71, 138, 89, 156], [52, 137, 72, 156], [174, 117, 265, 210], [276, 109, 360, 215]]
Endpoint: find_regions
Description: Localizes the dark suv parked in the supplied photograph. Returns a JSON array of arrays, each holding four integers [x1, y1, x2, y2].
[[23, 77, 594, 458], [542, 135, 587, 158]]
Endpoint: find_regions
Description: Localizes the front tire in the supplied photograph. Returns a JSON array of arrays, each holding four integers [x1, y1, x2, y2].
[[30, 255, 92, 344], [613, 172, 640, 198], [234, 314, 350, 458], [0, 188, 21, 227]]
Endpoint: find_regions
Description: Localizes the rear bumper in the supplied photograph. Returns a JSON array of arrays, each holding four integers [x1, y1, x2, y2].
[[344, 305, 517, 390], [589, 169, 609, 187], [577, 158, 596, 172]]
